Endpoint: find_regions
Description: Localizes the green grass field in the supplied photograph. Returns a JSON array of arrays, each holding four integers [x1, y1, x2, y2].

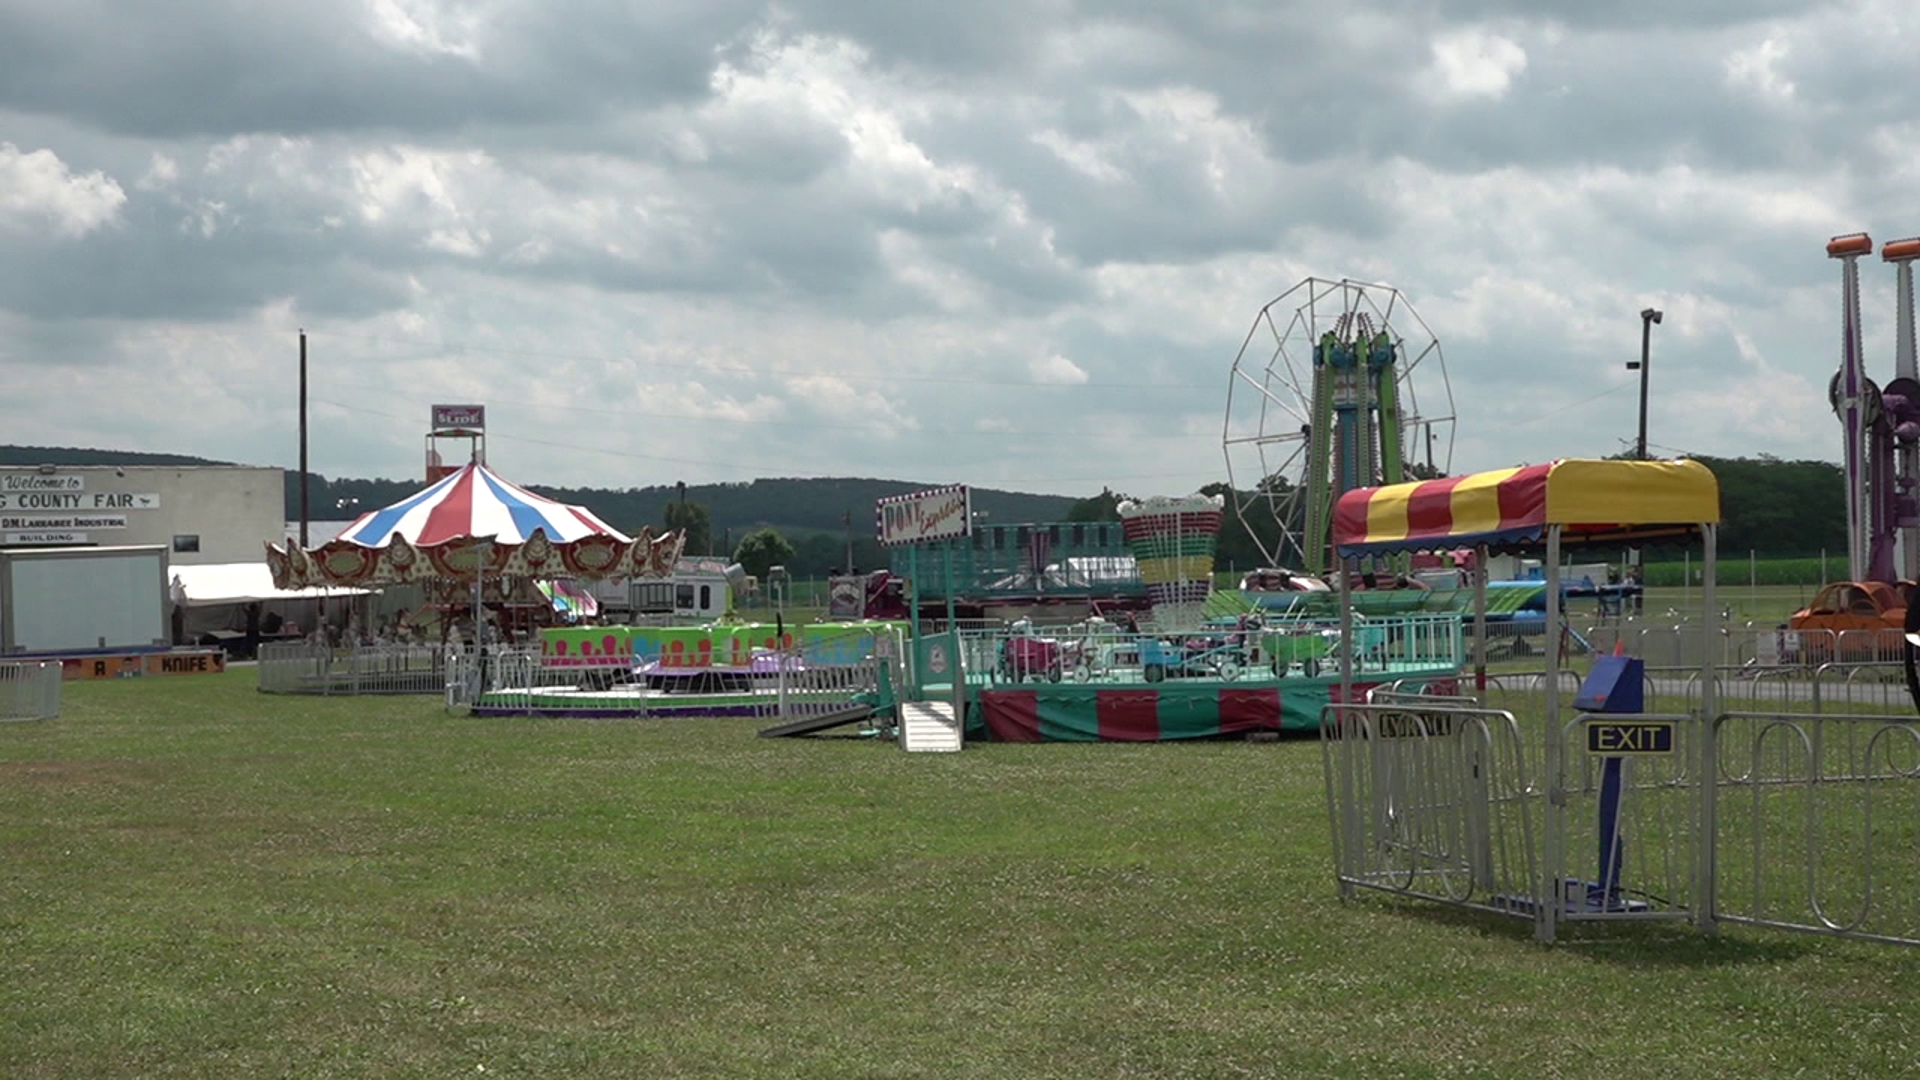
[[5, 672, 1920, 1078], [1626, 584, 1818, 626]]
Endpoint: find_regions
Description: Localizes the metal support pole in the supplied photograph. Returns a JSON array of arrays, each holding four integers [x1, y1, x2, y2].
[[1473, 543, 1489, 706], [908, 545, 921, 676], [298, 330, 309, 547], [1696, 522, 1719, 934], [1539, 524, 1564, 943], [943, 538, 956, 632], [471, 540, 489, 698], [1635, 315, 1652, 459]]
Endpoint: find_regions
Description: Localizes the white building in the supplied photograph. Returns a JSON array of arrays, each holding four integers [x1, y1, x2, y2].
[[0, 464, 286, 566]]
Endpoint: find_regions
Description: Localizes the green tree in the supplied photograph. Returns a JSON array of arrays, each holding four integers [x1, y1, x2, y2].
[[1067, 487, 1127, 522], [1694, 455, 1845, 558], [662, 500, 713, 556], [791, 533, 842, 578], [733, 527, 796, 581]]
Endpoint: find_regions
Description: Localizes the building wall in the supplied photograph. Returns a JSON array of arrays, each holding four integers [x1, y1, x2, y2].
[[0, 465, 286, 566]]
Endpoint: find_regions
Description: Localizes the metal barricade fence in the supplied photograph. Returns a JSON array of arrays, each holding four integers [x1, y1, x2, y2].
[[1326, 696, 1706, 937], [257, 642, 331, 693], [1475, 662, 1912, 723], [1395, 613, 1469, 671], [1816, 663, 1913, 713], [258, 641, 453, 696], [1681, 662, 1909, 718], [1322, 701, 1541, 918], [447, 625, 898, 720], [1711, 711, 1920, 945], [0, 661, 60, 721], [445, 647, 479, 709], [773, 643, 888, 721], [1333, 607, 1920, 946], [955, 612, 1465, 688], [450, 645, 651, 717], [1582, 621, 1904, 675], [1366, 677, 1470, 705]]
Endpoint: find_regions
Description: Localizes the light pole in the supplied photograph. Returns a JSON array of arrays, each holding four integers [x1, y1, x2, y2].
[[1627, 307, 1663, 459], [298, 330, 309, 546]]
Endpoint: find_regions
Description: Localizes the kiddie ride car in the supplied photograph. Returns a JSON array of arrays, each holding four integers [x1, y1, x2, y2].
[[1134, 614, 1348, 682]]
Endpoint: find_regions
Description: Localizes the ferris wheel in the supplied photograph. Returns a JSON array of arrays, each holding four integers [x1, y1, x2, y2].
[[1222, 277, 1457, 575]]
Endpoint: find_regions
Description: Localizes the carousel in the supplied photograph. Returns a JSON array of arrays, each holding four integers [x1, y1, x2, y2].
[[265, 462, 683, 642]]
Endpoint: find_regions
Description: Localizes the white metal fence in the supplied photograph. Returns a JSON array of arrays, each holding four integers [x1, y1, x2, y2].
[[1323, 702, 1540, 918], [1585, 620, 1907, 670], [0, 661, 60, 721], [1459, 661, 1915, 723], [444, 645, 650, 717], [1331, 673, 1920, 946], [951, 611, 1466, 688], [257, 641, 454, 696], [1712, 710, 1920, 944], [1326, 699, 1707, 941], [443, 624, 901, 722]]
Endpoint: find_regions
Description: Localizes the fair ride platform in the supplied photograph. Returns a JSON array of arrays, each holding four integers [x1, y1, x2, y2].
[[941, 657, 1461, 742]]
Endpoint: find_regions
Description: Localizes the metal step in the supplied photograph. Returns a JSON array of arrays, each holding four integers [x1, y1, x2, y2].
[[899, 700, 962, 753]]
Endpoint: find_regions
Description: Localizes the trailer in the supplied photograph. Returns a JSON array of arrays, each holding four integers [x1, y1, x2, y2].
[[613, 558, 744, 622], [0, 545, 170, 656]]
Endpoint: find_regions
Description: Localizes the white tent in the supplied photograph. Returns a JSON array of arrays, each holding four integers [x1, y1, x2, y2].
[[169, 563, 372, 607], [168, 562, 377, 651]]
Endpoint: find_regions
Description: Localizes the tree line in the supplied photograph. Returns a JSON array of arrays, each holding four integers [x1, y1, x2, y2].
[[0, 446, 1864, 579], [1057, 455, 1854, 574]]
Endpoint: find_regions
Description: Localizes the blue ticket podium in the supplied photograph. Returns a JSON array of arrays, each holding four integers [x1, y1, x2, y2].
[[1573, 654, 1645, 912]]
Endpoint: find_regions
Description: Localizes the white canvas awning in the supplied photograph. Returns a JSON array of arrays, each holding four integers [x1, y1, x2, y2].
[[170, 563, 373, 607]]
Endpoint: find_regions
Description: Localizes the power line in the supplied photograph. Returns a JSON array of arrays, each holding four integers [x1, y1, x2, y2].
[[295, 375, 1209, 440], [308, 396, 1218, 486], [299, 327, 1203, 391], [1507, 383, 1634, 429]]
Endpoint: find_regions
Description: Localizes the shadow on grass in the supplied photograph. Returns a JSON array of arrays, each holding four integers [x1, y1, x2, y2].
[[1362, 896, 1816, 967]]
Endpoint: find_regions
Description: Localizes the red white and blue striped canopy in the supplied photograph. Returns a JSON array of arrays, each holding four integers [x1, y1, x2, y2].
[[336, 462, 630, 548]]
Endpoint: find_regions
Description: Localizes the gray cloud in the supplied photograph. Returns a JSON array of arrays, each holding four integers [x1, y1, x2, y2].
[[0, 0, 756, 139], [0, 0, 1910, 495]]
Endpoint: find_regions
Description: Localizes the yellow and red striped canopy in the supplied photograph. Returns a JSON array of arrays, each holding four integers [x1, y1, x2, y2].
[[1333, 459, 1719, 557]]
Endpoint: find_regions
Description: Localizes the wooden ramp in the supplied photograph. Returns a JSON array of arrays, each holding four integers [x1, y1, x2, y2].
[[899, 701, 962, 753], [757, 705, 875, 739]]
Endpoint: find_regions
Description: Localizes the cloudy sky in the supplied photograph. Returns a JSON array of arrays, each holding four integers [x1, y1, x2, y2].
[[1, 0, 1915, 500]]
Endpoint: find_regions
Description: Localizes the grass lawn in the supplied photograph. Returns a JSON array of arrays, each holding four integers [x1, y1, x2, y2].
[[4, 672, 1919, 1078]]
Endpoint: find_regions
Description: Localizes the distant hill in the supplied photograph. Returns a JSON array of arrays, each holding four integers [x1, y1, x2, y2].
[[1, 445, 1860, 579], [0, 445, 1080, 570], [0, 445, 235, 468], [292, 473, 1077, 540]]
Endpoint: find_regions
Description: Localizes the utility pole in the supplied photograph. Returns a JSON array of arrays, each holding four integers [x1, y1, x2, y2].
[[298, 329, 309, 546], [1627, 308, 1662, 459], [844, 509, 853, 575]]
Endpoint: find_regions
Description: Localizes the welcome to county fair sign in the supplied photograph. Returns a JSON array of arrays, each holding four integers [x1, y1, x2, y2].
[[875, 485, 972, 547]]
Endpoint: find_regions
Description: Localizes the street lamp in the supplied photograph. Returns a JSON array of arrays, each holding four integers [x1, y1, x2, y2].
[[1626, 307, 1663, 459]]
